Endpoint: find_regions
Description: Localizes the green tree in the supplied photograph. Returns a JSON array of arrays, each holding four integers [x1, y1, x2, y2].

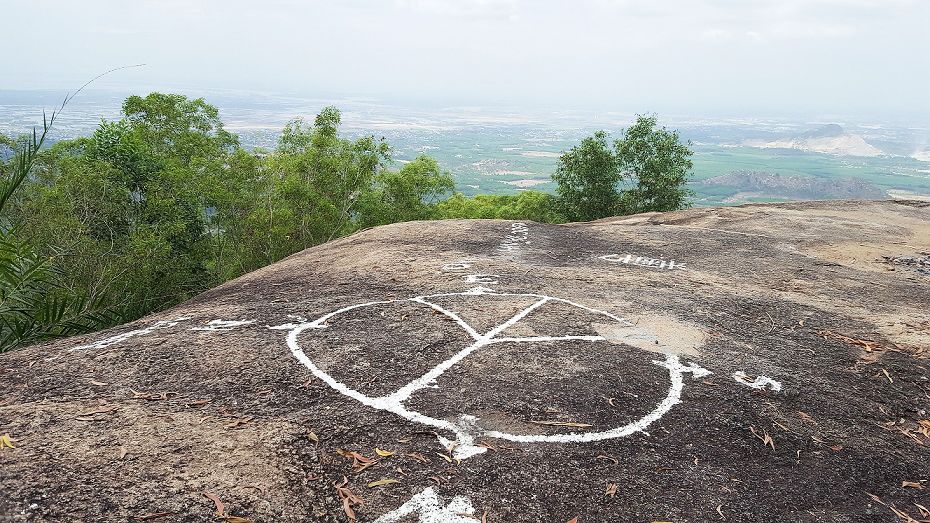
[[552, 131, 620, 221], [0, 113, 117, 352], [615, 115, 693, 214], [15, 93, 233, 321], [553, 116, 693, 221], [359, 155, 454, 227]]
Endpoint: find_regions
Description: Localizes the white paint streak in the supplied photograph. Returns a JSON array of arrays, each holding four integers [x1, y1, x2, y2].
[[464, 274, 500, 284], [191, 319, 256, 331], [484, 355, 710, 443], [733, 371, 782, 392], [70, 317, 191, 351], [374, 487, 476, 523]]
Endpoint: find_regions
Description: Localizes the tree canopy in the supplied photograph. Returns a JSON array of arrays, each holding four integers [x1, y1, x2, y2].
[[553, 115, 694, 221]]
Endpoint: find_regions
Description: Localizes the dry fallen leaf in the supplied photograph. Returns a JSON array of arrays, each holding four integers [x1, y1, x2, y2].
[[914, 503, 929, 517], [797, 411, 817, 425], [717, 504, 725, 519], [406, 452, 429, 463], [882, 368, 893, 383], [0, 434, 15, 450], [79, 405, 119, 417], [901, 481, 923, 489], [334, 480, 362, 522], [202, 492, 225, 517], [307, 431, 319, 444], [566, 518, 578, 523], [605, 483, 617, 497], [119, 446, 128, 460], [367, 478, 400, 488], [342, 498, 356, 521], [375, 448, 395, 457], [750, 426, 775, 451], [596, 454, 619, 465]]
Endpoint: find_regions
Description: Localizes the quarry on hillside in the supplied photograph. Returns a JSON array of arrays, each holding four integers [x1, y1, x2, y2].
[[1, 200, 929, 523]]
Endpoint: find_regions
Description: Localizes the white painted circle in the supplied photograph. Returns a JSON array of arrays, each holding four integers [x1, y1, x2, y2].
[[284, 289, 707, 458]]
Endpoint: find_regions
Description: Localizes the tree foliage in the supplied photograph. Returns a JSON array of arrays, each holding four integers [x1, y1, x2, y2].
[[553, 115, 693, 221]]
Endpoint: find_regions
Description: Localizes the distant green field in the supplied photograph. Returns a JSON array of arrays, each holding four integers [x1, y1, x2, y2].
[[390, 129, 930, 206]]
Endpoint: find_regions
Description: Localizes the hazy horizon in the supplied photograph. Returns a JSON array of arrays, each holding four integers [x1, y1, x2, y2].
[[4, 0, 929, 121]]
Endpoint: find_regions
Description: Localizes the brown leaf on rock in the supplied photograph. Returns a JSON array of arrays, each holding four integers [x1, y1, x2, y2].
[[334, 481, 363, 522], [367, 478, 399, 488], [596, 454, 619, 465], [342, 498, 356, 521], [406, 452, 429, 463], [914, 503, 929, 517], [202, 491, 225, 517], [224, 417, 253, 430], [605, 483, 617, 497], [901, 481, 923, 489], [797, 411, 817, 425], [749, 426, 775, 450], [79, 405, 118, 417]]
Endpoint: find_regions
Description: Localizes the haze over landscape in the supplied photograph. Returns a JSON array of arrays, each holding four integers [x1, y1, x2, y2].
[[3, 0, 930, 203]]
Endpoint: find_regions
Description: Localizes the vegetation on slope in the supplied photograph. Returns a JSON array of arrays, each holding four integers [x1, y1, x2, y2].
[[0, 93, 693, 351]]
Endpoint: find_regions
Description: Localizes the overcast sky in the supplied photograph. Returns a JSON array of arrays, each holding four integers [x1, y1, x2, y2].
[[3, 0, 928, 118]]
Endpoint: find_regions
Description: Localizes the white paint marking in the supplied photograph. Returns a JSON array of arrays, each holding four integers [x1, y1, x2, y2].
[[282, 287, 710, 459], [464, 274, 500, 285], [733, 371, 782, 392], [599, 254, 685, 270], [373, 487, 476, 523], [70, 316, 191, 351], [441, 262, 472, 271], [191, 319, 256, 332]]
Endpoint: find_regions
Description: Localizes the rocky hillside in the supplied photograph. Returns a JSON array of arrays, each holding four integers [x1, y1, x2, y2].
[[1, 200, 929, 522]]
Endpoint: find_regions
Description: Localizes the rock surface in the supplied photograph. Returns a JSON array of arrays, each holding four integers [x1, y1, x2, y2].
[[2, 200, 929, 522]]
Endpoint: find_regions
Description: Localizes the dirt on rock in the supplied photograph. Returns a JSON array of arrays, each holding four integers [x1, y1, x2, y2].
[[1, 200, 929, 523]]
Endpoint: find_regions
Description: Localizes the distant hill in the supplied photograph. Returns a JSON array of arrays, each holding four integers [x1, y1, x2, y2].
[[744, 124, 884, 157], [702, 170, 886, 200]]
